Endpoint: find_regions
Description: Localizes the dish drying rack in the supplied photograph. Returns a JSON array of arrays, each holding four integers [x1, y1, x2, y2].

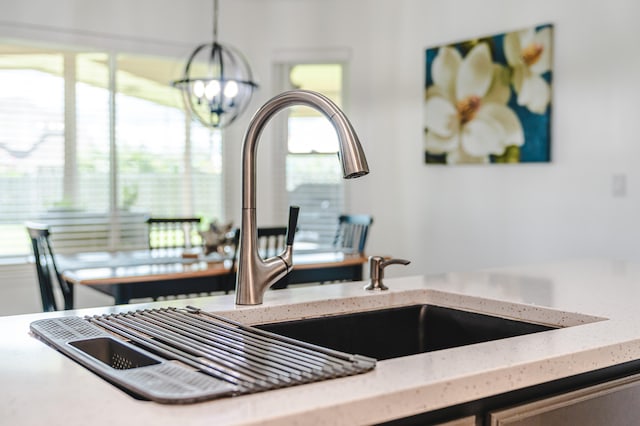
[[30, 306, 376, 404]]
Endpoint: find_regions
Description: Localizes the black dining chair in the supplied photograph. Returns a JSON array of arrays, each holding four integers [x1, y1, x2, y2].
[[221, 228, 241, 294], [226, 227, 290, 290], [257, 226, 289, 258], [333, 214, 374, 254], [146, 217, 202, 249], [25, 222, 74, 312], [257, 226, 289, 289]]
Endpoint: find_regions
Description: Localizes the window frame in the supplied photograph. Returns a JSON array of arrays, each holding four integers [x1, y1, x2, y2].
[[271, 54, 352, 247]]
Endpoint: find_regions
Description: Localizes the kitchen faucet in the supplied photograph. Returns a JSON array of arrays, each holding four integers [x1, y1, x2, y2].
[[236, 90, 370, 305]]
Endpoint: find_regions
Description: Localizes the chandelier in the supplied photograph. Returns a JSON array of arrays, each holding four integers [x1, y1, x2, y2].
[[171, 0, 258, 128]]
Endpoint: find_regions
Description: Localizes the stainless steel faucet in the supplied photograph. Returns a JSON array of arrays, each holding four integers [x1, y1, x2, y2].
[[236, 90, 370, 305]]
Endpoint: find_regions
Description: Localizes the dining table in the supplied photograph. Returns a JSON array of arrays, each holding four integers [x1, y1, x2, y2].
[[59, 247, 368, 305]]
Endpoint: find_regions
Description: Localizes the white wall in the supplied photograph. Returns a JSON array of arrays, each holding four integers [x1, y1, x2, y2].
[[220, 0, 640, 277], [2, 0, 640, 314]]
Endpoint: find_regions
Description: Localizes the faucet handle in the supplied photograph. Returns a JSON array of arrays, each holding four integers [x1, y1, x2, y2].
[[286, 205, 300, 246], [365, 255, 410, 291]]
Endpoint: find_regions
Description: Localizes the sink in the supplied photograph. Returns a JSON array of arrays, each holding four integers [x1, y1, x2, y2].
[[256, 304, 556, 360]]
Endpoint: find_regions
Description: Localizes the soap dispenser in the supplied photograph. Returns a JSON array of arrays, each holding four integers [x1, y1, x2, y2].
[[365, 256, 410, 291]]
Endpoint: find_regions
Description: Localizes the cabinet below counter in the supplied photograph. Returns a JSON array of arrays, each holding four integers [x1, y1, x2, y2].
[[5, 259, 640, 425], [385, 357, 640, 424], [489, 370, 640, 425]]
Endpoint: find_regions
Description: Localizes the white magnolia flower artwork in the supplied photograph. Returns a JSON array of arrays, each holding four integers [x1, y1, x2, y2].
[[504, 26, 553, 114], [424, 24, 553, 165]]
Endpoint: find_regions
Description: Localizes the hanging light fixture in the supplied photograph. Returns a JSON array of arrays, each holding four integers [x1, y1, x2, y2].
[[172, 0, 258, 128]]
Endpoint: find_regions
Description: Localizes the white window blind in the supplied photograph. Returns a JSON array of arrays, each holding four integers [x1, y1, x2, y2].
[[76, 53, 110, 214], [0, 41, 225, 256], [0, 52, 65, 256]]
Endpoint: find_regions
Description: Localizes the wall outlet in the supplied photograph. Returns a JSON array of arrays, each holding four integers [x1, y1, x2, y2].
[[612, 174, 627, 197]]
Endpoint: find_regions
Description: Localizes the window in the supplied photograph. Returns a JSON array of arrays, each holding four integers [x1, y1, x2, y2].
[[114, 54, 222, 220], [284, 64, 345, 246], [0, 41, 223, 256], [0, 48, 65, 255]]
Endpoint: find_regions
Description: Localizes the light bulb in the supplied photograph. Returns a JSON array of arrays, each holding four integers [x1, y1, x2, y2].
[[192, 80, 205, 98], [224, 81, 239, 98], [205, 80, 221, 100]]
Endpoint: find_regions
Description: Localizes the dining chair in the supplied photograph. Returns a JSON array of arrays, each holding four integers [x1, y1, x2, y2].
[[258, 226, 290, 289], [25, 222, 74, 312], [146, 217, 202, 249], [333, 214, 374, 254], [222, 228, 241, 294], [226, 227, 289, 290], [257, 226, 289, 258]]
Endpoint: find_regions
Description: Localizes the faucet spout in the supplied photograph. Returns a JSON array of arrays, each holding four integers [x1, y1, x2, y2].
[[235, 90, 369, 305]]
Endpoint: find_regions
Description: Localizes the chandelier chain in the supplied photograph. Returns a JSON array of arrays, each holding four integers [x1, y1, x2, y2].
[[212, 0, 219, 42]]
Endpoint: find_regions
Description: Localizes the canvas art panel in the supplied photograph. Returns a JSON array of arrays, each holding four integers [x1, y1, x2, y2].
[[424, 24, 553, 164]]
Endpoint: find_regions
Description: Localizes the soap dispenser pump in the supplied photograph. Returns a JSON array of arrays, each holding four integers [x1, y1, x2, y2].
[[365, 256, 410, 291]]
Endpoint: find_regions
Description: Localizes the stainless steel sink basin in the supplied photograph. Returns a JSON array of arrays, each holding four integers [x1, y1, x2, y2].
[[256, 304, 556, 360]]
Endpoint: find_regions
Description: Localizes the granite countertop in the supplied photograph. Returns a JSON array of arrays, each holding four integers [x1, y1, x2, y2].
[[3, 259, 640, 425]]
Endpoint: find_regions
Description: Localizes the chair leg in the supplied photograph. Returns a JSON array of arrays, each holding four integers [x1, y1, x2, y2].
[[63, 282, 75, 310]]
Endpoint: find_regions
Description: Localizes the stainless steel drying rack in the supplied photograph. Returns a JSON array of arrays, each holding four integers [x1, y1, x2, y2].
[[29, 306, 376, 404]]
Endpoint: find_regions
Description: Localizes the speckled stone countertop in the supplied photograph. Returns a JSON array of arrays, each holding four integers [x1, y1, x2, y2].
[[4, 259, 640, 425]]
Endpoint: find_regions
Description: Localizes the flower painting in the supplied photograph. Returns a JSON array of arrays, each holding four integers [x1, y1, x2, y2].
[[424, 24, 553, 164]]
